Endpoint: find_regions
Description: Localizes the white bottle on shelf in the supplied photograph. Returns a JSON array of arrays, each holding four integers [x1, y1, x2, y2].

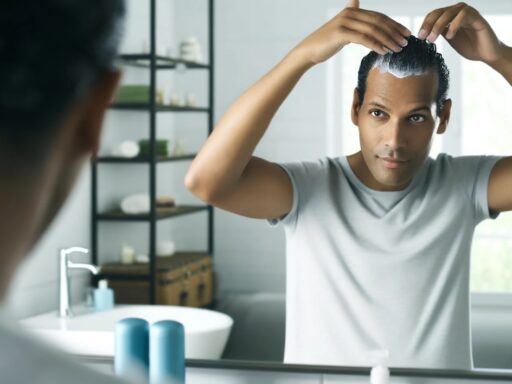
[[369, 349, 390, 384]]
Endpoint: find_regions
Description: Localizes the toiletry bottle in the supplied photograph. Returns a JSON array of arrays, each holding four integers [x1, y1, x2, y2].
[[150, 320, 185, 384], [94, 279, 114, 311], [115, 318, 149, 383], [370, 349, 390, 384]]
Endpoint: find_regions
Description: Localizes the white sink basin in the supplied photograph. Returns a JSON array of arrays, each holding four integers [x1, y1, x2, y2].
[[21, 304, 233, 359]]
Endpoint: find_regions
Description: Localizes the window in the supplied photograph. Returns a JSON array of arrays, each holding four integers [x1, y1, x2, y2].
[[461, 15, 512, 292], [329, 10, 512, 292]]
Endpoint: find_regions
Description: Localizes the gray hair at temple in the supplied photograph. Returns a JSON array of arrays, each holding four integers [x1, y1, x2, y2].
[[356, 35, 450, 116]]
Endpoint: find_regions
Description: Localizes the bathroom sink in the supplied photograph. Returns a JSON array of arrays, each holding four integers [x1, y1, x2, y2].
[[21, 304, 233, 359]]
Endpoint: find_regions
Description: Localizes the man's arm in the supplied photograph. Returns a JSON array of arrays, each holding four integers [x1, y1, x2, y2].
[[488, 44, 512, 86], [418, 3, 512, 213], [488, 42, 512, 213], [184, 0, 411, 219]]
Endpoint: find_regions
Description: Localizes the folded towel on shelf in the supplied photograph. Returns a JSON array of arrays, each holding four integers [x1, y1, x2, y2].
[[111, 140, 140, 158], [120, 194, 178, 214], [120, 194, 150, 214]]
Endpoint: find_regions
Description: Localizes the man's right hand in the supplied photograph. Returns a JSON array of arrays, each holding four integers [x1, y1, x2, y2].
[[293, 0, 411, 65], [185, 1, 412, 223]]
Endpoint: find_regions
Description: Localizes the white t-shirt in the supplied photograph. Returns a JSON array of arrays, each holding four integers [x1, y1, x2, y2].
[[0, 309, 126, 384], [268, 153, 503, 369]]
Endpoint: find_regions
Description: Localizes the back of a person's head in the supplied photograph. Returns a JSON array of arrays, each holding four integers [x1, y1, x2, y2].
[[356, 35, 450, 116], [0, 0, 125, 161]]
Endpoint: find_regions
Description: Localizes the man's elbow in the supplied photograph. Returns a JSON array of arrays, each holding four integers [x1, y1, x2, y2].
[[184, 171, 217, 204]]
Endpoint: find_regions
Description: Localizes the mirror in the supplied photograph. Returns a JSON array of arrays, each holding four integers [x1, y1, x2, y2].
[[100, 0, 512, 372]]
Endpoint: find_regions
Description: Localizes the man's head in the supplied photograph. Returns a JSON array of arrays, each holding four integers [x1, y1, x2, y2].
[[0, 0, 124, 279], [351, 35, 451, 191]]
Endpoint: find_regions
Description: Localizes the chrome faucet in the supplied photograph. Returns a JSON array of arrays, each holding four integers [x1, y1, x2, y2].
[[59, 247, 101, 318]]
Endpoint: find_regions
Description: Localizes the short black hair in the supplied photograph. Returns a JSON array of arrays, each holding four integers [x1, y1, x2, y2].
[[0, 0, 125, 158], [356, 35, 449, 116]]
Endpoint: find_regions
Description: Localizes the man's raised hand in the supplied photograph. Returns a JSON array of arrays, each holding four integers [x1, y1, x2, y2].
[[418, 2, 504, 65], [293, 0, 411, 65]]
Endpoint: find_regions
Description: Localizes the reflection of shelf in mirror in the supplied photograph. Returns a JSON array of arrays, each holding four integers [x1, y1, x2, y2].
[[96, 205, 209, 222], [109, 102, 210, 113], [93, 273, 150, 282], [119, 54, 210, 69], [95, 154, 197, 164]]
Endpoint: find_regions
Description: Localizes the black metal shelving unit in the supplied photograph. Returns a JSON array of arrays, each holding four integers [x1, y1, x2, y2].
[[90, 0, 214, 304]]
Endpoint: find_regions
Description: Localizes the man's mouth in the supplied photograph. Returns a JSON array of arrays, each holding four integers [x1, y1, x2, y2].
[[378, 156, 409, 169]]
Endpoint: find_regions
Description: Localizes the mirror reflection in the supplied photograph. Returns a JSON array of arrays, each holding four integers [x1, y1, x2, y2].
[[3, 1, 512, 382]]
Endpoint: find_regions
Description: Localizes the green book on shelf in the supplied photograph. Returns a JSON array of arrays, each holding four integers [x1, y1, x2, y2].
[[114, 85, 150, 103], [139, 139, 169, 157]]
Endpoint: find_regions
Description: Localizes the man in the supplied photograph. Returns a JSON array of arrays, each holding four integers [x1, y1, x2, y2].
[[185, 0, 512, 370], [0, 1, 127, 383]]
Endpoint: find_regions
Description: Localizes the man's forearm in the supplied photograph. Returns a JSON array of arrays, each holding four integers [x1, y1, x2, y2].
[[488, 42, 512, 86], [185, 48, 314, 199]]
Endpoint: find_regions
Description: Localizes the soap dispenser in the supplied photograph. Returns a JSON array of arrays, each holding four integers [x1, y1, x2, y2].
[[94, 279, 114, 311]]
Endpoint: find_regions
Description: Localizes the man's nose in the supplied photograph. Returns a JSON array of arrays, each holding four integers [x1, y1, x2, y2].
[[382, 120, 407, 150]]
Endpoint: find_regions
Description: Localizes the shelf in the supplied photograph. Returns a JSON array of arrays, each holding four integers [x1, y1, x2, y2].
[[96, 205, 209, 222], [92, 0, 215, 305], [95, 153, 197, 163], [109, 102, 210, 112], [93, 273, 150, 282], [119, 53, 210, 70], [99, 252, 211, 275]]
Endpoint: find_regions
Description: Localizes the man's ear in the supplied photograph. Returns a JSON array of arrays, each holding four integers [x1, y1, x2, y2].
[[77, 70, 122, 156], [436, 98, 452, 135], [351, 88, 361, 126]]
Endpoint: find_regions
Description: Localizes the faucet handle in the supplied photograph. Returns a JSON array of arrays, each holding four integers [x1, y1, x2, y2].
[[60, 247, 89, 260]]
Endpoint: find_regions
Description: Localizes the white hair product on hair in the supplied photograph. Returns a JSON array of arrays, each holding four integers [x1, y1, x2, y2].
[[373, 52, 428, 79]]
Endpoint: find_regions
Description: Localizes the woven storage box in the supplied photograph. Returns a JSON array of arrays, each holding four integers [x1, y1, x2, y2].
[[100, 252, 213, 307]]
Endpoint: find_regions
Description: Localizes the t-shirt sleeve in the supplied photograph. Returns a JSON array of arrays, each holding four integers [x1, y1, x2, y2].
[[453, 155, 504, 223], [266, 159, 324, 230]]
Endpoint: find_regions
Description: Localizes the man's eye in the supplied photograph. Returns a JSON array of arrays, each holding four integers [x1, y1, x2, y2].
[[410, 115, 426, 123], [370, 110, 384, 118]]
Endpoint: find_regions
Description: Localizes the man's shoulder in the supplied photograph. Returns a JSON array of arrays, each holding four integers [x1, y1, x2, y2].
[[430, 152, 502, 170], [274, 155, 340, 177]]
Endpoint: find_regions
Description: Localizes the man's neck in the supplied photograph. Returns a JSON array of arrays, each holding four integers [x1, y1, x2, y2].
[[0, 180, 43, 300]]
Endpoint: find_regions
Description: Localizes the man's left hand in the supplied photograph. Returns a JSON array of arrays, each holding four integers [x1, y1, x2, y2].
[[418, 2, 505, 65]]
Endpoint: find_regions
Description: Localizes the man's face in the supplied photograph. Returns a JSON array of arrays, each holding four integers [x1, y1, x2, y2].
[[353, 67, 447, 191]]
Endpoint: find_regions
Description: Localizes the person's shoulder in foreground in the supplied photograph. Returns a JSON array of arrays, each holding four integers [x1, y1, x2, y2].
[[0, 311, 124, 383], [0, 0, 126, 382]]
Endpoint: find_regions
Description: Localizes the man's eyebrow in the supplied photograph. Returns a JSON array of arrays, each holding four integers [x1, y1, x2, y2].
[[367, 102, 432, 113], [408, 106, 432, 113], [368, 102, 390, 111]]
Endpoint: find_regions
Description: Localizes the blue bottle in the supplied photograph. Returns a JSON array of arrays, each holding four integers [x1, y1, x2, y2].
[[115, 318, 150, 383], [150, 320, 186, 384], [94, 279, 114, 311]]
